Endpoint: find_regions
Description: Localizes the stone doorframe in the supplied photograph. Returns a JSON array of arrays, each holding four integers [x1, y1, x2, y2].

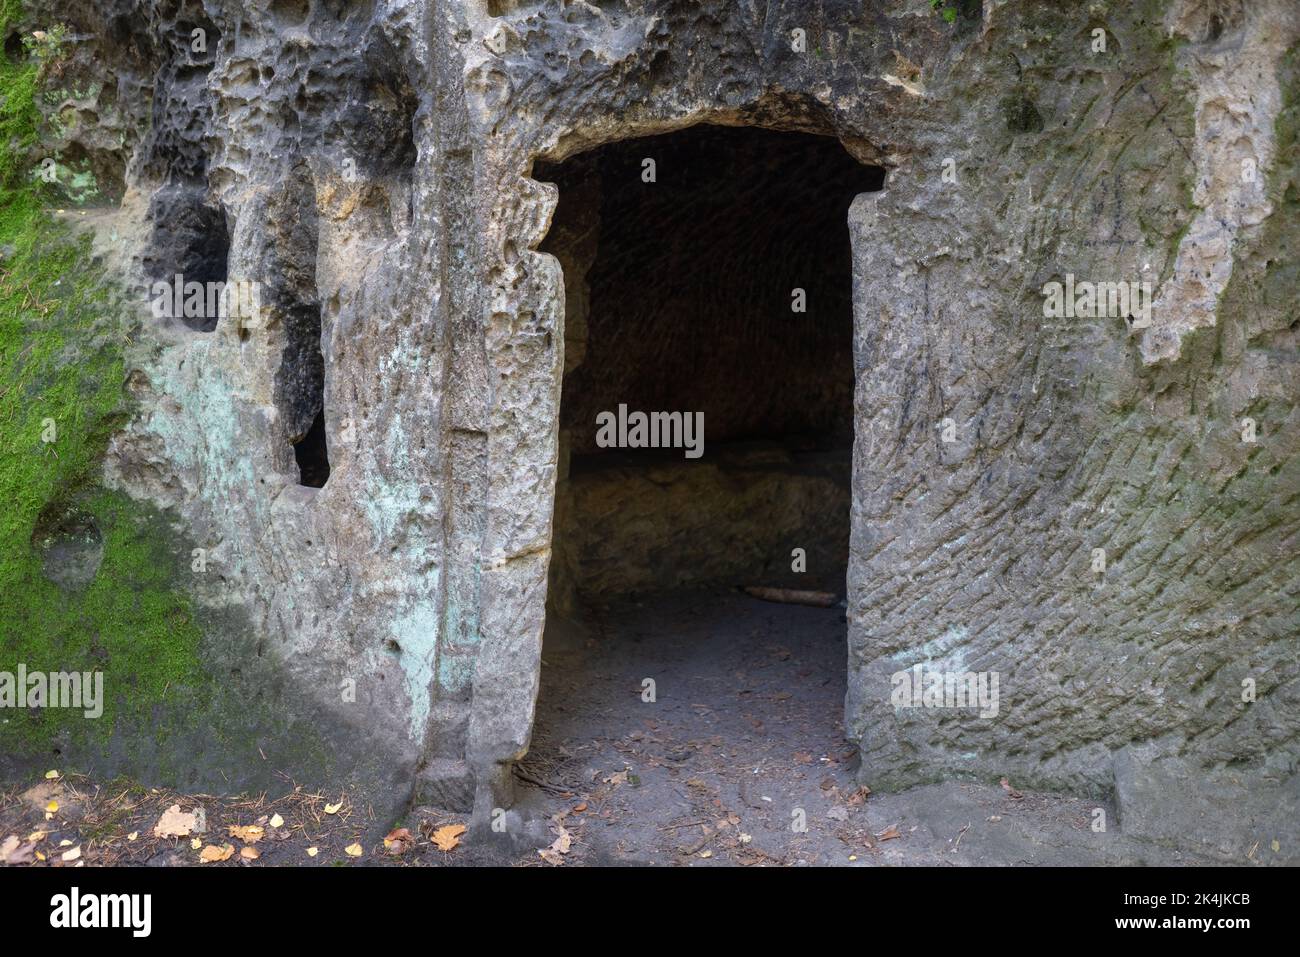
[[454, 81, 888, 818]]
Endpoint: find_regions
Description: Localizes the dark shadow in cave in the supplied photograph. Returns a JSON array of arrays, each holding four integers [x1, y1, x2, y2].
[[294, 408, 331, 488], [538, 124, 883, 606], [142, 191, 230, 333], [523, 125, 883, 790]]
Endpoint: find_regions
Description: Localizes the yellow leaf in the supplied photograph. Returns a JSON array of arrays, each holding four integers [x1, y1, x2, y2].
[[200, 843, 234, 863], [324, 802, 342, 815], [58, 839, 72, 847], [228, 824, 265, 844], [240, 846, 260, 860], [27, 831, 46, 843], [306, 847, 319, 857], [191, 838, 202, 850], [46, 800, 58, 813], [269, 814, 284, 829], [430, 824, 466, 852], [44, 770, 59, 780], [127, 832, 138, 842], [35, 851, 46, 862], [344, 843, 363, 857]]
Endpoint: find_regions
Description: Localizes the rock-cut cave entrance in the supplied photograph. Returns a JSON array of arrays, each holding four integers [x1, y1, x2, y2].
[[520, 125, 884, 803]]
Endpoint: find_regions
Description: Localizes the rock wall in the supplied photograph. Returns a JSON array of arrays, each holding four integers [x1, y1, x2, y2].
[[27, 0, 1300, 857], [552, 443, 852, 602]]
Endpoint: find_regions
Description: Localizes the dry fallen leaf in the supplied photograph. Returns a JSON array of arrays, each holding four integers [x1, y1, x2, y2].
[[190, 838, 202, 850], [60, 846, 81, 862], [999, 778, 1024, 800], [200, 844, 234, 863], [127, 832, 138, 842], [537, 822, 574, 866], [324, 802, 343, 815], [228, 824, 265, 844], [269, 814, 285, 829], [430, 824, 466, 852], [306, 847, 319, 858], [344, 842, 363, 858], [240, 846, 260, 860], [154, 804, 197, 839], [383, 828, 413, 854], [875, 825, 902, 842], [44, 770, 59, 780], [3, 842, 37, 868]]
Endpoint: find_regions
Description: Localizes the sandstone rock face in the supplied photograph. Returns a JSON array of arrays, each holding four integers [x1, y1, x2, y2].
[[36, 0, 1300, 857]]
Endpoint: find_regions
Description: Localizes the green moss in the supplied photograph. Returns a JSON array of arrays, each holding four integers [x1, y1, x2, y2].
[[0, 2, 205, 757]]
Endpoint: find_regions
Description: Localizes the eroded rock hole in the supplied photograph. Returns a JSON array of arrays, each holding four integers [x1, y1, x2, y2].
[[294, 408, 330, 488], [271, 160, 329, 489], [4, 31, 24, 63], [143, 188, 230, 333], [525, 125, 883, 785], [32, 505, 104, 593]]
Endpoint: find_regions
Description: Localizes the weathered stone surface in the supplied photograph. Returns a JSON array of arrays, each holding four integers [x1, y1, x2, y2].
[[23, 0, 1300, 858]]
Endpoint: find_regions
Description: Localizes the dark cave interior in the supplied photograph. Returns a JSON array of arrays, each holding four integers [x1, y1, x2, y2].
[[537, 124, 883, 608]]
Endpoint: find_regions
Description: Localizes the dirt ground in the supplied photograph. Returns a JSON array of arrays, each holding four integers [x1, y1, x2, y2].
[[1, 588, 1227, 867], [491, 588, 1221, 866]]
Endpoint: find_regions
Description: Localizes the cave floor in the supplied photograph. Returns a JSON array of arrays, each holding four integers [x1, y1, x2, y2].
[[498, 588, 1221, 866]]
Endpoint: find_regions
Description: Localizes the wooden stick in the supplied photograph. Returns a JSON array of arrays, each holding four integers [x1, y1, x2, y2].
[[741, 586, 838, 607]]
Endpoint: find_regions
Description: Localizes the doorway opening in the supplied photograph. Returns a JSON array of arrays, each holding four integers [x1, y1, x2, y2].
[[523, 124, 882, 809]]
